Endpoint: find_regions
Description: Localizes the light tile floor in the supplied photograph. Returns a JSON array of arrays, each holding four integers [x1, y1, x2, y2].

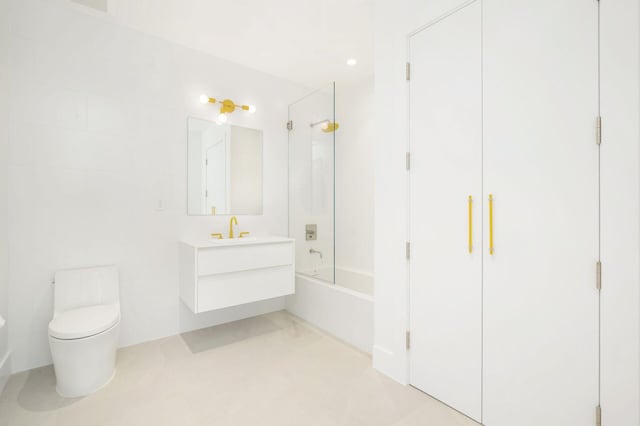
[[0, 311, 478, 426]]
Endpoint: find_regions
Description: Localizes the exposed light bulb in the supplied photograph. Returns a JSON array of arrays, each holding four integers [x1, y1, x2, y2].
[[216, 113, 228, 125], [346, 58, 357, 66], [247, 105, 256, 113], [200, 94, 210, 104]]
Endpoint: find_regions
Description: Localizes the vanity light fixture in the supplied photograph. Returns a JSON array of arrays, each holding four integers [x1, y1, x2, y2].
[[346, 58, 357, 66], [199, 94, 256, 123]]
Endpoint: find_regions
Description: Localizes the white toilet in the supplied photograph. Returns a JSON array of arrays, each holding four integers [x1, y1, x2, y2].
[[48, 265, 121, 398]]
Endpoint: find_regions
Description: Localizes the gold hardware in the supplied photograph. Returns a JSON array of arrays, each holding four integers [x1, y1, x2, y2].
[[488, 194, 494, 255], [468, 195, 473, 253], [211, 207, 216, 215], [310, 119, 339, 133], [239, 232, 250, 238], [321, 122, 339, 133], [220, 99, 237, 114], [200, 95, 255, 117], [211, 233, 223, 239], [229, 216, 238, 239]]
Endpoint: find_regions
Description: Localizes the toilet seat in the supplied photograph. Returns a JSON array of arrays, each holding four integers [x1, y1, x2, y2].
[[49, 304, 120, 340]]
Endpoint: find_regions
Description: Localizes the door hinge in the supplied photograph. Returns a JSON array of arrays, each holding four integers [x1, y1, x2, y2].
[[406, 242, 411, 260], [287, 120, 293, 131], [596, 405, 602, 426], [406, 331, 411, 350], [596, 116, 602, 145], [406, 152, 411, 170], [406, 62, 411, 81], [596, 261, 602, 290]]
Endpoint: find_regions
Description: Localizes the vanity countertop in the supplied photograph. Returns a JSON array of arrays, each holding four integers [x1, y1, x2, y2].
[[181, 236, 294, 249]]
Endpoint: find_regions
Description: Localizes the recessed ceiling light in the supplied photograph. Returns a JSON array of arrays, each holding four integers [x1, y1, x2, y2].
[[346, 58, 357, 66]]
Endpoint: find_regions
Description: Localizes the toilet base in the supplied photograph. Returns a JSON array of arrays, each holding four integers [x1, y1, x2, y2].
[[55, 369, 116, 398], [49, 322, 120, 398]]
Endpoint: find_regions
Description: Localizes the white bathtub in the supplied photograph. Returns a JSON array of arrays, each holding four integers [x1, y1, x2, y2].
[[302, 266, 374, 296], [285, 268, 374, 354]]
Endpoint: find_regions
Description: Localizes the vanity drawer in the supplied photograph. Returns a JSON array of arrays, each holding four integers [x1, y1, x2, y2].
[[197, 242, 293, 276], [197, 265, 294, 312]]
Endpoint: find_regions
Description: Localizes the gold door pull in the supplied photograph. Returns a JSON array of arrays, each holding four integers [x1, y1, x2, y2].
[[488, 194, 494, 255], [468, 195, 473, 253]]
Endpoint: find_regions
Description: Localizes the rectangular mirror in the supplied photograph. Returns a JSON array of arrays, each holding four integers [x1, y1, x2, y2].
[[187, 118, 263, 215]]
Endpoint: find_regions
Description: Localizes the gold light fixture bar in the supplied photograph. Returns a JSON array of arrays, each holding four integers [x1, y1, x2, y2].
[[200, 94, 256, 116]]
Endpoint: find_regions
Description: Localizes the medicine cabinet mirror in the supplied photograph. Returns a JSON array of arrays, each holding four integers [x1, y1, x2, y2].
[[187, 117, 263, 215]]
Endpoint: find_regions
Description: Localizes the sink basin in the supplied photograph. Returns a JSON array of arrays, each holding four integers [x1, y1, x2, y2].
[[209, 237, 258, 243]]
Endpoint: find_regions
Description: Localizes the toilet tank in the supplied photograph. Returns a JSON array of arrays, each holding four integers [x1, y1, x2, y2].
[[53, 266, 119, 315]]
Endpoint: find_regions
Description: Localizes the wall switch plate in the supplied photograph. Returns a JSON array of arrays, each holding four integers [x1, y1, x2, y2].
[[306, 224, 317, 241]]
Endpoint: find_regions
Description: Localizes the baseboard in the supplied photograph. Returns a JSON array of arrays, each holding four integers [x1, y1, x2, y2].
[[0, 350, 11, 396], [373, 344, 408, 385]]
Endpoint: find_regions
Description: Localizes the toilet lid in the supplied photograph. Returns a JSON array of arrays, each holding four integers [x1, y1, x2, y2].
[[49, 304, 120, 340]]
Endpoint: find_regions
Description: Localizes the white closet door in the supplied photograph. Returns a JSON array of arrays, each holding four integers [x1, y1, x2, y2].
[[409, 2, 482, 421], [482, 1, 599, 425]]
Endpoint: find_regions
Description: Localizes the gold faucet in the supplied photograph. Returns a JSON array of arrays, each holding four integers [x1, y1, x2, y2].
[[229, 216, 238, 239]]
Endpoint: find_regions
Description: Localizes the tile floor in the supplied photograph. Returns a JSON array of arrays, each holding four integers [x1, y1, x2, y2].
[[0, 311, 477, 426]]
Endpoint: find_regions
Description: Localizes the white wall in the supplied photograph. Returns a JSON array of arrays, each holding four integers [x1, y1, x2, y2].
[[335, 77, 374, 275], [600, 1, 640, 425], [7, 0, 307, 373], [374, 2, 640, 424], [0, 0, 11, 393]]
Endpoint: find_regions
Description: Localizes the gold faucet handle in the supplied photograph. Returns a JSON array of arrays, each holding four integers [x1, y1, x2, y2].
[[239, 232, 250, 238], [211, 233, 223, 239]]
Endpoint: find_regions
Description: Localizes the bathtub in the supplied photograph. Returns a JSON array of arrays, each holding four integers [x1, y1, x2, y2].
[[302, 266, 374, 296], [285, 267, 374, 354]]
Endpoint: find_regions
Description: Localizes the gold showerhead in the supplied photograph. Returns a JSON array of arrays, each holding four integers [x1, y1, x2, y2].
[[321, 122, 339, 133]]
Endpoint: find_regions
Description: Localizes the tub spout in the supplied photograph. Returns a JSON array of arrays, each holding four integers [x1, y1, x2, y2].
[[309, 248, 323, 259]]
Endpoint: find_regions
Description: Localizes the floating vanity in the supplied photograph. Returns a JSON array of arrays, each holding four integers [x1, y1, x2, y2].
[[179, 237, 295, 313]]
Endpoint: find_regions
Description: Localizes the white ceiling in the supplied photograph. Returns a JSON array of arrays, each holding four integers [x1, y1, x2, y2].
[[104, 0, 373, 89]]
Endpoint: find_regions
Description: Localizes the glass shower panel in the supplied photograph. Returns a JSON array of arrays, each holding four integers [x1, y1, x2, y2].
[[288, 83, 335, 283]]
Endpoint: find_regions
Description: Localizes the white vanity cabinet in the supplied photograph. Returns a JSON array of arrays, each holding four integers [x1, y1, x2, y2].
[[179, 237, 295, 313]]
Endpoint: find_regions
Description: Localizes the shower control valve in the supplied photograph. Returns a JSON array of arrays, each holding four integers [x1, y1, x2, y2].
[[306, 224, 317, 241]]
